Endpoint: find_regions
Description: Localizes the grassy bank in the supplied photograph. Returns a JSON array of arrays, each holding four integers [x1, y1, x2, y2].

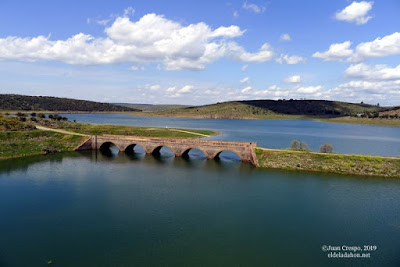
[[35, 120, 217, 137], [256, 148, 400, 178], [0, 131, 88, 159]]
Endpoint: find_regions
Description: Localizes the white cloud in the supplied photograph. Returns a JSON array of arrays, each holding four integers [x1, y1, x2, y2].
[[241, 86, 252, 93], [280, 33, 291, 41], [241, 64, 248, 71], [166, 86, 176, 92], [276, 54, 306, 64], [312, 41, 353, 61], [284, 75, 301, 83], [242, 2, 266, 14], [178, 85, 193, 93], [297, 85, 322, 94], [240, 77, 250, 83], [335, 1, 373, 25], [228, 43, 274, 62], [150, 84, 161, 90], [329, 80, 400, 97], [233, 11, 239, 18], [345, 63, 400, 80], [130, 65, 145, 71], [123, 7, 135, 17], [0, 12, 274, 70], [349, 32, 400, 62]]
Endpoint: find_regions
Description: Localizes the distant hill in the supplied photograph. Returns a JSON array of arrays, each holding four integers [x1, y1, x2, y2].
[[154, 100, 385, 119], [114, 103, 191, 112], [0, 94, 140, 112]]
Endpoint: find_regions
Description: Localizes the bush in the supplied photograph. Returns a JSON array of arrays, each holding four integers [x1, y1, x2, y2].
[[299, 142, 310, 151], [30, 112, 37, 117], [38, 113, 46, 118], [290, 140, 300, 150], [319, 143, 334, 153], [290, 140, 310, 151]]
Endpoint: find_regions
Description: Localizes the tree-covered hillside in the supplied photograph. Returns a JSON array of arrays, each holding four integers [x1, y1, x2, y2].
[[0, 94, 140, 112]]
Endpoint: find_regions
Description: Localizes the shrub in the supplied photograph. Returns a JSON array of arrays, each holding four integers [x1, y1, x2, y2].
[[38, 113, 46, 118], [319, 143, 334, 153], [290, 140, 300, 150], [30, 112, 37, 117], [299, 142, 310, 151]]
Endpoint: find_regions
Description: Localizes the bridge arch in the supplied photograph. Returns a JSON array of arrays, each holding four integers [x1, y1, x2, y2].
[[151, 145, 176, 157], [124, 143, 146, 154], [212, 149, 243, 161], [99, 141, 120, 156], [181, 147, 208, 159]]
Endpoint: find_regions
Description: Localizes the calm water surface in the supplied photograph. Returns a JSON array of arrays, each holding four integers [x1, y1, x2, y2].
[[1, 151, 400, 266], [61, 113, 400, 156]]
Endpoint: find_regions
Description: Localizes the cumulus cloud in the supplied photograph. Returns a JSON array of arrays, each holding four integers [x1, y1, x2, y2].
[[284, 75, 301, 83], [349, 32, 400, 62], [329, 80, 400, 99], [280, 33, 291, 41], [312, 41, 353, 61], [240, 77, 250, 83], [241, 86, 252, 93], [335, 1, 373, 25], [297, 85, 323, 94], [179, 85, 193, 93], [242, 2, 266, 14], [276, 54, 306, 64], [150, 84, 161, 90], [313, 33, 400, 62], [0, 12, 274, 70], [345, 63, 400, 80]]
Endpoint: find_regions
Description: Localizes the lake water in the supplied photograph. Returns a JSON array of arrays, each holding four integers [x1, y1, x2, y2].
[[1, 151, 400, 266], [1, 114, 400, 266], [60, 113, 400, 156]]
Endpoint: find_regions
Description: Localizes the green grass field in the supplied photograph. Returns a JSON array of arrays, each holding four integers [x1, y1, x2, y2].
[[0, 131, 87, 159], [256, 148, 400, 178]]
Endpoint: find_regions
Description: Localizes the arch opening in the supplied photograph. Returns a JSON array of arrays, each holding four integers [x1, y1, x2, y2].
[[182, 148, 207, 159], [152, 146, 175, 158], [125, 144, 145, 154], [99, 142, 119, 157], [214, 150, 242, 162]]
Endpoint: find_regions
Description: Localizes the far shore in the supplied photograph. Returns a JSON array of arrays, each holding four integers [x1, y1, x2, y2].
[[2, 110, 400, 127]]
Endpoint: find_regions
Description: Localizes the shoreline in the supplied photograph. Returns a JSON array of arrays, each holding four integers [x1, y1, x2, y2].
[[2, 110, 399, 127]]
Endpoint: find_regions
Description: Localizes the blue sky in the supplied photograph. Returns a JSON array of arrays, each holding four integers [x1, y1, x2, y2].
[[0, 0, 399, 105]]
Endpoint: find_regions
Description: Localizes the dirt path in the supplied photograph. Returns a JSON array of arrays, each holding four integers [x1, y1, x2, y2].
[[35, 125, 89, 137], [168, 128, 210, 137]]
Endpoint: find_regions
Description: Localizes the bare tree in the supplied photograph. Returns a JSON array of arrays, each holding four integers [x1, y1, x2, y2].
[[319, 143, 334, 153], [299, 142, 310, 151], [290, 140, 300, 150]]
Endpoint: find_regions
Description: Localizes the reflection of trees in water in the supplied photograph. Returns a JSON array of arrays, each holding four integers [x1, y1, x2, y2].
[[0, 152, 79, 175]]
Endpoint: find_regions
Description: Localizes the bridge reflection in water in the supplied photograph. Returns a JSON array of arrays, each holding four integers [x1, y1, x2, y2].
[[76, 135, 258, 166]]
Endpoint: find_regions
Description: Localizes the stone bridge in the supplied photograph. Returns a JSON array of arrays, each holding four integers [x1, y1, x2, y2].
[[76, 135, 258, 166]]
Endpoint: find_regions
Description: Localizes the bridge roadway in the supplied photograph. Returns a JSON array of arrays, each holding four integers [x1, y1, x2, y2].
[[76, 135, 258, 166]]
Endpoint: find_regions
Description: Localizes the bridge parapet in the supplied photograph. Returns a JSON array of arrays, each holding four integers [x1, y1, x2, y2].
[[76, 135, 257, 166]]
